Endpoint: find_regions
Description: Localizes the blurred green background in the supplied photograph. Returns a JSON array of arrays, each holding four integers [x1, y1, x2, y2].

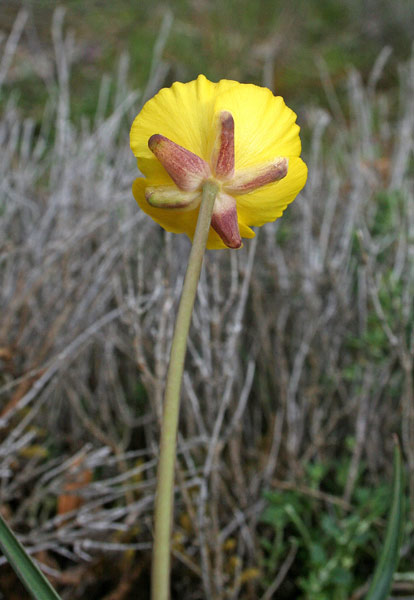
[[1, 0, 413, 122]]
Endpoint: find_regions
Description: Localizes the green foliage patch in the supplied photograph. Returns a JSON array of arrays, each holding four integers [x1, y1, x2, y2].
[[259, 453, 409, 599]]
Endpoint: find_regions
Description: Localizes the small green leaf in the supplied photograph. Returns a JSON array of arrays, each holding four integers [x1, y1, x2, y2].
[[309, 542, 327, 566], [365, 441, 405, 600], [0, 513, 62, 600], [331, 566, 353, 586]]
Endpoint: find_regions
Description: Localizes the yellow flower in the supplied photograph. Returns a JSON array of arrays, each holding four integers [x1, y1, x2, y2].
[[130, 74, 307, 249]]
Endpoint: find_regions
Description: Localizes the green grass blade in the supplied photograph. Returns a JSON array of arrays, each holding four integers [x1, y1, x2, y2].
[[365, 441, 405, 600], [0, 513, 62, 600]]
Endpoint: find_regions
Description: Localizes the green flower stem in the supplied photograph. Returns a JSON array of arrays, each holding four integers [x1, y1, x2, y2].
[[151, 180, 218, 600]]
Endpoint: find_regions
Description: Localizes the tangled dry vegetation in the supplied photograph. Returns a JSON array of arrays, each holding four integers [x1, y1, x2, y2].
[[1, 10, 414, 600]]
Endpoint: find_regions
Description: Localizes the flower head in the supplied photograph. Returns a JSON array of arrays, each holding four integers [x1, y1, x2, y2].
[[130, 75, 307, 249]]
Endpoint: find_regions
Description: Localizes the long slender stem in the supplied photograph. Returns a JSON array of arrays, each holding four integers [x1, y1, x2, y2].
[[151, 180, 218, 600]]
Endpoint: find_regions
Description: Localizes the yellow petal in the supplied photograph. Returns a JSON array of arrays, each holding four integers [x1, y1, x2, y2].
[[213, 84, 302, 169], [236, 157, 307, 227], [130, 75, 239, 180]]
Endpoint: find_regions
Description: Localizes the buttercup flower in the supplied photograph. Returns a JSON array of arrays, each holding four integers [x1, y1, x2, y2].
[[130, 75, 307, 249]]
